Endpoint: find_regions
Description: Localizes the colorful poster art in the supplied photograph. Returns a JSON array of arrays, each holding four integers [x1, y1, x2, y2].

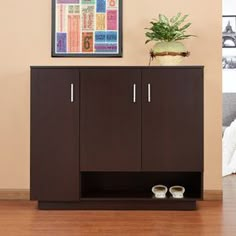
[[95, 31, 106, 43], [107, 0, 117, 8], [82, 32, 93, 52], [56, 33, 67, 52], [95, 44, 117, 52], [58, 0, 80, 3], [68, 15, 80, 52], [96, 14, 105, 30], [96, 0, 106, 13], [82, 0, 95, 4], [107, 10, 117, 30], [68, 5, 80, 14], [53, 0, 122, 56], [106, 31, 117, 42], [82, 5, 95, 31], [56, 4, 67, 32]]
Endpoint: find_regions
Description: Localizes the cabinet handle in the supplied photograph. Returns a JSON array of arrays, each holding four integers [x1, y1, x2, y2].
[[71, 83, 74, 103], [133, 83, 136, 103], [148, 83, 151, 103]]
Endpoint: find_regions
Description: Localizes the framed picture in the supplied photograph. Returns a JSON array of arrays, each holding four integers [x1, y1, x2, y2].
[[52, 0, 122, 57], [222, 55, 236, 69], [222, 15, 236, 48]]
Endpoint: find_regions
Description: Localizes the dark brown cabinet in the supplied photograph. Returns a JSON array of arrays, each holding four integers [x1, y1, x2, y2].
[[31, 66, 203, 210], [80, 69, 141, 171], [142, 68, 203, 171], [30, 69, 79, 201]]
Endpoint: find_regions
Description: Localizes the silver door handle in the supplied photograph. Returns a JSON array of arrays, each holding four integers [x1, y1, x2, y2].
[[148, 83, 151, 103], [71, 83, 74, 103], [133, 84, 136, 103]]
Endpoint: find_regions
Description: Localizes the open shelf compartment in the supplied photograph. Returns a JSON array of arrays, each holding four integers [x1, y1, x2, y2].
[[80, 172, 202, 200]]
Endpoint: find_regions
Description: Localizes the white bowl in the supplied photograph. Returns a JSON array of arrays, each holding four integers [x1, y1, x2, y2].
[[151, 185, 168, 198], [169, 186, 185, 198]]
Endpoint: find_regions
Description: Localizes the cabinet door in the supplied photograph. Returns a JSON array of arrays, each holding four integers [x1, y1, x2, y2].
[[142, 68, 203, 171], [80, 69, 141, 171], [31, 68, 79, 201]]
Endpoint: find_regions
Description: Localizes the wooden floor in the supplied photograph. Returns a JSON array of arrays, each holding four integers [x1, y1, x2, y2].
[[0, 176, 236, 236]]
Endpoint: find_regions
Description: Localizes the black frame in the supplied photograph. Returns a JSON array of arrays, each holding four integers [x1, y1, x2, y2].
[[222, 15, 236, 48], [52, 0, 123, 57]]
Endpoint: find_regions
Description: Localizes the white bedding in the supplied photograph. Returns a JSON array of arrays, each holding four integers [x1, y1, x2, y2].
[[223, 119, 236, 176]]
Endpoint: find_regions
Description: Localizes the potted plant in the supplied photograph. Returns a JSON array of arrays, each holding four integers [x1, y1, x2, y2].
[[145, 13, 195, 65]]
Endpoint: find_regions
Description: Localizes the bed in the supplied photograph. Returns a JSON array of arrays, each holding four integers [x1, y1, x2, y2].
[[222, 93, 236, 176]]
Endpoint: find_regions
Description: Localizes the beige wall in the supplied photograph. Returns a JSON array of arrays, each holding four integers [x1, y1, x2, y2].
[[0, 0, 222, 190]]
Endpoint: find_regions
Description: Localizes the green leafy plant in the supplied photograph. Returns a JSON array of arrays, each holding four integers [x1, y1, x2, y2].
[[145, 13, 195, 44]]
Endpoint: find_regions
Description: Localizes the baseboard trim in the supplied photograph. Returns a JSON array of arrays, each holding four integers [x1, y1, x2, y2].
[[204, 190, 222, 201], [0, 189, 30, 200], [0, 189, 222, 201]]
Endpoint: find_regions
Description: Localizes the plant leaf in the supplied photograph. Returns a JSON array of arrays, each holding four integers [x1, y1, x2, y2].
[[170, 12, 181, 23], [161, 14, 169, 24], [179, 22, 191, 31], [173, 14, 188, 28]]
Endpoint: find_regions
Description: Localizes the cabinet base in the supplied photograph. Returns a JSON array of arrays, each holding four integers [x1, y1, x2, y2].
[[38, 200, 197, 210]]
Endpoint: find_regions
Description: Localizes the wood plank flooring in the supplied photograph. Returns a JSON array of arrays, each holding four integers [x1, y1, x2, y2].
[[0, 175, 235, 236]]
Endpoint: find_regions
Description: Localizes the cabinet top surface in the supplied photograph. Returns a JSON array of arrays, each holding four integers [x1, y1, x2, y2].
[[31, 65, 204, 69]]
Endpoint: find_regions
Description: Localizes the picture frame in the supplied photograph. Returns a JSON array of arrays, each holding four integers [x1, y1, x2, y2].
[[52, 0, 122, 57], [222, 55, 236, 69], [222, 15, 236, 48]]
